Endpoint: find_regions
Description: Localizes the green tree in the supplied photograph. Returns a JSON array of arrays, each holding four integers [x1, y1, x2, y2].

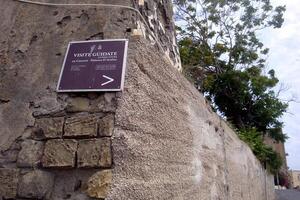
[[174, 0, 288, 142], [238, 128, 282, 173], [174, 0, 288, 173]]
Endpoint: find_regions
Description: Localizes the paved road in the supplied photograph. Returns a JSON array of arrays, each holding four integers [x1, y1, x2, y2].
[[276, 189, 300, 200]]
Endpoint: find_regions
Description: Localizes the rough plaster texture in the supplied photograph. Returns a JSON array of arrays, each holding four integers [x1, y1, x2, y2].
[[0, 0, 274, 199], [106, 39, 275, 200]]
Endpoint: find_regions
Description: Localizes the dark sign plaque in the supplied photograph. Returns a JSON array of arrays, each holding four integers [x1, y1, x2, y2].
[[57, 39, 128, 92]]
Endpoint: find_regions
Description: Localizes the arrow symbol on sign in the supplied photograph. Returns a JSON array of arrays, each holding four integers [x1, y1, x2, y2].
[[101, 75, 114, 86]]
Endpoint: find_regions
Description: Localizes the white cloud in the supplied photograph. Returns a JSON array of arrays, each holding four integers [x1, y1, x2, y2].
[[260, 0, 300, 170]]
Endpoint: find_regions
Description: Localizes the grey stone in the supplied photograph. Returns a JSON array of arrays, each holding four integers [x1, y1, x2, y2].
[[99, 114, 115, 137], [77, 138, 112, 168], [66, 97, 90, 112], [66, 94, 117, 113], [31, 95, 67, 117], [96, 93, 117, 112], [17, 140, 44, 167], [35, 117, 64, 139], [42, 139, 77, 168], [17, 170, 54, 199], [50, 169, 98, 199], [104, 92, 116, 104], [64, 115, 98, 138], [0, 168, 19, 199], [0, 141, 21, 167], [71, 194, 91, 200]]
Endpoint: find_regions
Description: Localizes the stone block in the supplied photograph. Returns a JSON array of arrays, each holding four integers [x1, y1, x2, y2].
[[64, 115, 98, 138], [42, 139, 77, 168], [0, 142, 21, 167], [0, 168, 19, 199], [17, 140, 44, 167], [77, 138, 112, 168], [34, 117, 64, 139], [86, 170, 112, 199], [66, 97, 90, 112], [102, 93, 117, 112], [66, 94, 117, 113], [99, 114, 115, 137], [17, 170, 54, 199], [50, 169, 98, 199]]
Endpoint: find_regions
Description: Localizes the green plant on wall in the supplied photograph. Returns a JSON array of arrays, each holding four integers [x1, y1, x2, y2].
[[238, 128, 282, 173]]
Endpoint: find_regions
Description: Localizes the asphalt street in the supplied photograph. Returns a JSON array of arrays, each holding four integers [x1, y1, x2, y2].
[[276, 189, 300, 200]]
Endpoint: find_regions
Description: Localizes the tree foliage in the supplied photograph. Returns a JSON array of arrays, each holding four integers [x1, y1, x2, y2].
[[238, 128, 282, 173], [174, 0, 288, 172]]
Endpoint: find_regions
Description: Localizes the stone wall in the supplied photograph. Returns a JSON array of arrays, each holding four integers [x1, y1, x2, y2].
[[107, 38, 275, 200], [0, 0, 273, 199]]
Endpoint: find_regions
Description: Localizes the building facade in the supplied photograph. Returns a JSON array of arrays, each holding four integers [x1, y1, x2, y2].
[[290, 170, 300, 189], [264, 136, 290, 187]]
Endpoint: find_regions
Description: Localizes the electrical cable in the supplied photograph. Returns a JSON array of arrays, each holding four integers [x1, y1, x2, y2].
[[13, 0, 165, 52]]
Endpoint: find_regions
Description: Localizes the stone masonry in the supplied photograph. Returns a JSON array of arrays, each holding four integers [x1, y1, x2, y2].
[[0, 94, 115, 199], [0, 93, 115, 199], [0, 0, 274, 199], [0, 0, 180, 198]]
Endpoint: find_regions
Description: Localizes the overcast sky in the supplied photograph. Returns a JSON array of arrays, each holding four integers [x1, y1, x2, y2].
[[259, 0, 300, 170]]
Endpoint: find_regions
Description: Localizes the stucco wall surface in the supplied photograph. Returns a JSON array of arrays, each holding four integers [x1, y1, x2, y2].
[[108, 38, 275, 200], [0, 0, 274, 199]]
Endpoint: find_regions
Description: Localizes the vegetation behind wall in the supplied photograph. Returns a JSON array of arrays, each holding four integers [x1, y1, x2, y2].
[[174, 0, 288, 173]]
